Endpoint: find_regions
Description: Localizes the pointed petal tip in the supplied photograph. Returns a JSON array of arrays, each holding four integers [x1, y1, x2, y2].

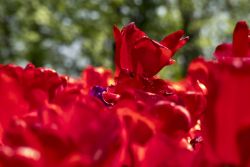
[[233, 20, 249, 57], [124, 22, 136, 29], [113, 25, 121, 41], [160, 30, 187, 50], [234, 21, 249, 33], [236, 20, 248, 27], [113, 25, 120, 32], [121, 22, 139, 34], [113, 24, 118, 29], [173, 30, 185, 38], [181, 36, 189, 43]]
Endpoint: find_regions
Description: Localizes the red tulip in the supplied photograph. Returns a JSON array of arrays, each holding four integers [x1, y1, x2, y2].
[[190, 21, 250, 166], [3, 20, 250, 167], [114, 22, 188, 77]]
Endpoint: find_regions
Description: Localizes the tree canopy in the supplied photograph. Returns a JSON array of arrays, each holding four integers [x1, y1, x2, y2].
[[0, 0, 249, 78]]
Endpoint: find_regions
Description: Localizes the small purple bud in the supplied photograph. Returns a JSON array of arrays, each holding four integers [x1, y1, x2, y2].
[[90, 86, 110, 106]]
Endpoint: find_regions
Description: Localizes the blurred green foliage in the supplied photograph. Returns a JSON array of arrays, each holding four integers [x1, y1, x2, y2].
[[0, 0, 249, 79]]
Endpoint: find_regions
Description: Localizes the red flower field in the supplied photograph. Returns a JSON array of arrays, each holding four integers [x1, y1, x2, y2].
[[0, 21, 249, 167]]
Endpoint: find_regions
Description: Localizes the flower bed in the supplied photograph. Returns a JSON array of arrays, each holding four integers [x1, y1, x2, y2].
[[0, 21, 249, 167]]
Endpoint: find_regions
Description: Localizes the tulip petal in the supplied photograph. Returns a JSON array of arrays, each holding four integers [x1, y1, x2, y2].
[[233, 21, 249, 57]]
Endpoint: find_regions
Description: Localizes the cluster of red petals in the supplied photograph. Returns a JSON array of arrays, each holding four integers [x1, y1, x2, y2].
[[113, 22, 188, 77], [192, 21, 250, 166], [0, 21, 249, 167]]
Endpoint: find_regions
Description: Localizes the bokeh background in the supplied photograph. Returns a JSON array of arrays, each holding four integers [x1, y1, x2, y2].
[[0, 0, 249, 79]]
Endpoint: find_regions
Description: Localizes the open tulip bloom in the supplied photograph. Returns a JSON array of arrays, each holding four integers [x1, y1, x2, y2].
[[0, 21, 249, 167]]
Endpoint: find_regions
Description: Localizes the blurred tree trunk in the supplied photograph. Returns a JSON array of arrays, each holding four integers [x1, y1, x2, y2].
[[0, 16, 14, 61], [178, 0, 201, 76]]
